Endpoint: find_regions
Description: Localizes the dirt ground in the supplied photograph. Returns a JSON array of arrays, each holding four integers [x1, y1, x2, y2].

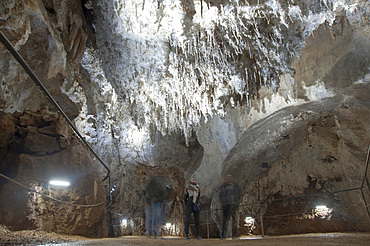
[[72, 233, 370, 246], [1, 224, 370, 246]]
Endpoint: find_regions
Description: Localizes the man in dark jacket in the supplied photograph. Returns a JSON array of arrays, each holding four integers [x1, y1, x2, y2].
[[183, 178, 201, 240], [219, 174, 242, 239]]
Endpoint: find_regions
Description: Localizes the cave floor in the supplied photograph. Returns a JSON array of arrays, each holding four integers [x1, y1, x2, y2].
[[1, 223, 370, 246], [56, 233, 370, 245], [48, 233, 370, 246]]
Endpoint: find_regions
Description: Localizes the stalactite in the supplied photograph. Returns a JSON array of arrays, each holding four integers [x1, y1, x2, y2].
[[92, 0, 362, 144]]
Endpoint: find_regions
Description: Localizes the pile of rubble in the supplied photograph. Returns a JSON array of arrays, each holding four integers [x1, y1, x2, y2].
[[0, 224, 75, 245]]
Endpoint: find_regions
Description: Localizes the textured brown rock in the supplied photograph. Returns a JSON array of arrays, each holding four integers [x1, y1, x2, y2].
[[0, 112, 15, 162], [24, 126, 60, 155], [0, 109, 107, 238]]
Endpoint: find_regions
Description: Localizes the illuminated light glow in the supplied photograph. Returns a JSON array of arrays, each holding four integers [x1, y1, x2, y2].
[[126, 126, 148, 148], [240, 236, 264, 240], [49, 180, 70, 187], [244, 216, 256, 233], [315, 205, 333, 219], [122, 219, 128, 227], [165, 223, 172, 230], [244, 216, 256, 226], [163, 222, 179, 236]]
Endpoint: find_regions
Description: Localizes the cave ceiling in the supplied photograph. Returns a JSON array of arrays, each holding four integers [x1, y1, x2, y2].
[[1, 0, 368, 154], [83, 0, 368, 143]]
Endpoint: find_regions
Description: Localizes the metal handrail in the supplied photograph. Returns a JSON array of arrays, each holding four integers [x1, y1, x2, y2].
[[361, 144, 370, 188], [0, 30, 110, 182]]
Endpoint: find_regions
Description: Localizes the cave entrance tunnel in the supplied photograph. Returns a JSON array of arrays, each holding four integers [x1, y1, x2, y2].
[[1, 17, 370, 240]]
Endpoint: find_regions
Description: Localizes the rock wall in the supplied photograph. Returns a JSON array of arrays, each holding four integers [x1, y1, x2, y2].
[[0, 108, 107, 237], [203, 12, 370, 236], [0, 0, 86, 117], [106, 131, 204, 236], [214, 83, 370, 235]]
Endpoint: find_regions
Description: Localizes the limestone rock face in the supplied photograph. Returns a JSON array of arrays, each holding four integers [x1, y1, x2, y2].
[[0, 109, 107, 237], [0, 0, 85, 118], [292, 17, 370, 95], [214, 83, 370, 235]]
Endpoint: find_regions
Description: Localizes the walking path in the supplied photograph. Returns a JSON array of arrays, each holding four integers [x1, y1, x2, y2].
[[55, 233, 370, 246]]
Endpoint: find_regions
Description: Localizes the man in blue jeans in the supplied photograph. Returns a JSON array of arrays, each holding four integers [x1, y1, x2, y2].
[[144, 202, 152, 237], [145, 175, 171, 238], [219, 174, 242, 239]]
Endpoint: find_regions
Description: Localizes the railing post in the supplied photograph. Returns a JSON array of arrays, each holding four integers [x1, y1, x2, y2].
[[260, 202, 264, 238], [207, 210, 210, 238], [362, 144, 370, 188], [360, 188, 370, 222]]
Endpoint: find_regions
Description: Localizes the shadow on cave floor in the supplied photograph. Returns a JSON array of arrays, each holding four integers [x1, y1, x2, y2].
[[56, 233, 370, 245]]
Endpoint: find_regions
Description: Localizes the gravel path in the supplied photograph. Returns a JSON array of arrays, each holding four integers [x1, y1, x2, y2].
[[1, 224, 369, 245], [0, 225, 78, 245]]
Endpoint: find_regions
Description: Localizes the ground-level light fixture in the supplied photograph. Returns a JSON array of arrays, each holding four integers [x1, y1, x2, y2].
[[244, 216, 256, 234], [121, 219, 128, 228], [165, 223, 172, 230], [314, 205, 333, 219], [244, 216, 255, 225], [49, 180, 70, 187]]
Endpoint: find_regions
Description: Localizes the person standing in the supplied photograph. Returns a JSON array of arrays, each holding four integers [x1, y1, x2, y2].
[[183, 178, 202, 240], [159, 183, 171, 231], [219, 174, 242, 239], [143, 186, 152, 237], [145, 175, 168, 238]]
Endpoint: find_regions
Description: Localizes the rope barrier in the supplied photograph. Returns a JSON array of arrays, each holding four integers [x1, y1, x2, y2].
[[0, 172, 104, 208]]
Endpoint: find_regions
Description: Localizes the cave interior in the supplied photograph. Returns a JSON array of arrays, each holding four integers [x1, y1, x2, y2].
[[0, 0, 369, 240]]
